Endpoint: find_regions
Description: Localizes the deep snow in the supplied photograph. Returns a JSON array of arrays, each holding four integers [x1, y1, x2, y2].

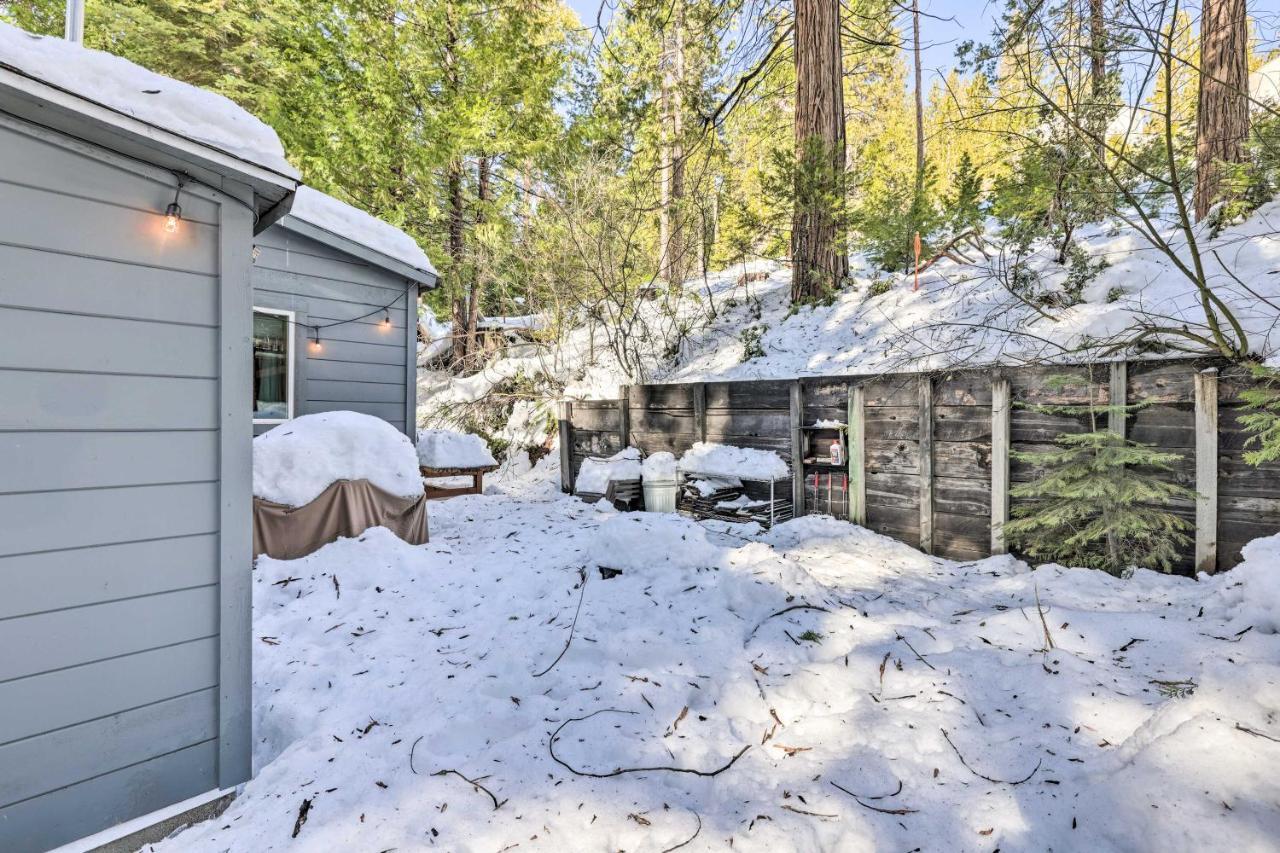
[[0, 22, 295, 176], [290, 186, 437, 277], [156, 487, 1280, 852], [253, 412, 422, 506]]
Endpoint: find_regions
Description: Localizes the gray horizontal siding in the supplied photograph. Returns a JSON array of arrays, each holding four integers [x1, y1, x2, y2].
[[0, 244, 217, 325], [253, 223, 415, 436], [0, 431, 218, 495], [0, 482, 218, 556], [0, 688, 217, 807], [0, 638, 218, 746], [0, 740, 217, 853], [0, 534, 219, 620], [0, 586, 218, 683], [0, 118, 232, 852], [0, 180, 218, 275], [0, 307, 217, 376]]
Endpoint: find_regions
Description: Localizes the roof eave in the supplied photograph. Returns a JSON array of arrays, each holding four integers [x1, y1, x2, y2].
[[275, 214, 439, 288], [0, 67, 299, 224]]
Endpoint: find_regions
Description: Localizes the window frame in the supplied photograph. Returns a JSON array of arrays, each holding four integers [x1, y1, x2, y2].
[[252, 306, 295, 425]]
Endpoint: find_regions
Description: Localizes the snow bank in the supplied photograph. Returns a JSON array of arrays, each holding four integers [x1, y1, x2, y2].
[[0, 23, 294, 176], [416, 428, 497, 469], [289, 186, 436, 276], [253, 411, 421, 506], [640, 450, 677, 481], [574, 447, 641, 493], [418, 309, 452, 363], [1204, 532, 1280, 634], [679, 441, 789, 480], [154, 492, 1280, 853]]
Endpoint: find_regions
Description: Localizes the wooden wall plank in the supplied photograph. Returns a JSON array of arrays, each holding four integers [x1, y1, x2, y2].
[[918, 375, 934, 554], [850, 384, 866, 524], [991, 376, 1011, 554], [790, 381, 804, 515], [1194, 368, 1219, 573], [558, 401, 573, 493]]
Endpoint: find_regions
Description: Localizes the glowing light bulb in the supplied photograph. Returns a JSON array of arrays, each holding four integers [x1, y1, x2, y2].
[[381, 310, 392, 330], [164, 202, 182, 233]]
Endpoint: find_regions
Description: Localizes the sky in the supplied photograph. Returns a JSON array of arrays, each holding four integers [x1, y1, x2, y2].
[[565, 0, 1280, 85], [565, 0, 1004, 84]]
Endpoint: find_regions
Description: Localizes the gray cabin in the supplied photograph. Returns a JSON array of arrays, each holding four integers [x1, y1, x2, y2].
[[0, 26, 297, 852], [251, 186, 437, 438]]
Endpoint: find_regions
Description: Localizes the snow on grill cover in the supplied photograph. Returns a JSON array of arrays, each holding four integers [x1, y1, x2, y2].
[[254, 411, 421, 508]]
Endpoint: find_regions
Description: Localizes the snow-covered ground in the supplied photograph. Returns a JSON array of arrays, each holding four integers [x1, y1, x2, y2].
[[158, 484, 1280, 852]]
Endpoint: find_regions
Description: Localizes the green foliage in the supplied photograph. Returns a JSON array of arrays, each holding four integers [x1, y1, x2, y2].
[[740, 324, 767, 362], [1005, 377, 1193, 574], [944, 152, 985, 235], [852, 159, 943, 273], [1240, 363, 1280, 466], [1211, 114, 1280, 232]]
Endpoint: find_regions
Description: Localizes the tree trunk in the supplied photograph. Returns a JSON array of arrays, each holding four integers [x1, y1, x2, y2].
[[1195, 0, 1248, 221], [447, 161, 467, 367], [1089, 0, 1107, 157], [791, 0, 848, 303], [658, 2, 687, 285], [912, 0, 924, 201], [466, 155, 490, 364]]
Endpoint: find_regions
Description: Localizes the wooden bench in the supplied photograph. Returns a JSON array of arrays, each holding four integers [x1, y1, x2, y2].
[[421, 464, 499, 500]]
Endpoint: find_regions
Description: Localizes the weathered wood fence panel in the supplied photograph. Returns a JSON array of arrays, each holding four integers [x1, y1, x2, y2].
[[557, 358, 1280, 574]]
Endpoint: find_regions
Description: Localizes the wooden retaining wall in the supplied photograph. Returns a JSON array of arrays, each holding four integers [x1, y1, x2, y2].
[[558, 359, 1280, 573]]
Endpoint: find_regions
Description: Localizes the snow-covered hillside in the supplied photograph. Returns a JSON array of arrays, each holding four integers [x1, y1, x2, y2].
[[421, 203, 1280, 417], [157, 494, 1280, 852]]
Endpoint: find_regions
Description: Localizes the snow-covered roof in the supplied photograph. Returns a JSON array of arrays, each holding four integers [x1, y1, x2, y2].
[[281, 186, 438, 285], [0, 23, 296, 179], [478, 314, 546, 331]]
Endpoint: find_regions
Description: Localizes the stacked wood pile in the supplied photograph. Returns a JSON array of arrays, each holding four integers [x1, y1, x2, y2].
[[678, 477, 792, 528]]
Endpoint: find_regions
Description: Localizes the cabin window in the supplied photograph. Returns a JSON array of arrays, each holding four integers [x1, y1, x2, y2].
[[253, 308, 294, 423]]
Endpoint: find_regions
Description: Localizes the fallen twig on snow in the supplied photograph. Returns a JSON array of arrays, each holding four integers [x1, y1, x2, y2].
[[1034, 583, 1055, 650], [940, 728, 1041, 785], [781, 803, 838, 819], [533, 567, 588, 678], [431, 768, 507, 810], [291, 797, 312, 838], [896, 633, 937, 671], [549, 709, 750, 778], [743, 604, 831, 647], [830, 780, 918, 815], [409, 735, 424, 774], [1234, 723, 1280, 743], [661, 811, 702, 852]]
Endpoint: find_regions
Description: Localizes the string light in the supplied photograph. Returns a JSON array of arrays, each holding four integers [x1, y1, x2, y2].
[[381, 308, 392, 330], [310, 326, 322, 352], [164, 176, 185, 233]]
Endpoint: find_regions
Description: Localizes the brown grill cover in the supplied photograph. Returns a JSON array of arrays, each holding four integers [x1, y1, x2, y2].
[[253, 479, 428, 560]]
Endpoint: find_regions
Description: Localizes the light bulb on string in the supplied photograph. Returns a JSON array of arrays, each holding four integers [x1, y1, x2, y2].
[[311, 326, 322, 352], [163, 175, 185, 233], [381, 308, 392, 330]]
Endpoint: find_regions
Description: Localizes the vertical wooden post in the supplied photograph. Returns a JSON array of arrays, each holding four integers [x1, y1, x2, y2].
[[1108, 361, 1128, 437], [692, 382, 707, 443], [1194, 368, 1219, 574], [1106, 361, 1127, 564], [790, 380, 805, 517], [918, 374, 934, 553], [557, 400, 574, 494], [848, 383, 866, 524], [990, 375, 1011, 555], [618, 385, 631, 449]]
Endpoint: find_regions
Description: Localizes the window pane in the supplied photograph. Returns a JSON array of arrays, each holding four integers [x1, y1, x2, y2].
[[253, 312, 290, 420]]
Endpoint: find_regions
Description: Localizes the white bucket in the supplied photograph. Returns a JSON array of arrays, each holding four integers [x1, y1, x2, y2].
[[643, 479, 678, 513]]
